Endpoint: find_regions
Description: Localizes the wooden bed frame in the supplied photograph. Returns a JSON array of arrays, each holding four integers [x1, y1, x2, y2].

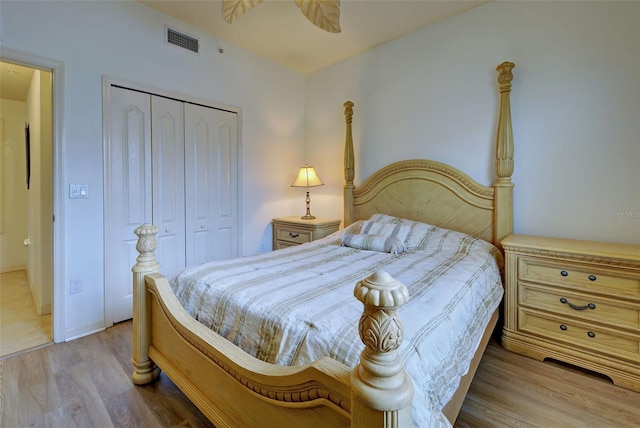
[[131, 61, 515, 427]]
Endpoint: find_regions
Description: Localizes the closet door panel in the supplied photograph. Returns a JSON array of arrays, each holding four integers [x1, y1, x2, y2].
[[105, 87, 152, 324], [151, 96, 185, 279], [214, 118, 239, 260], [185, 104, 238, 265]]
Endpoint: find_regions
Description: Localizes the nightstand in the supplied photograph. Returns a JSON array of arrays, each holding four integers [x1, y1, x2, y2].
[[272, 217, 341, 250], [501, 234, 640, 392]]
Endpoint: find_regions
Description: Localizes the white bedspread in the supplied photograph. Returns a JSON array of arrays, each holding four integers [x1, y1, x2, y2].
[[171, 222, 504, 427]]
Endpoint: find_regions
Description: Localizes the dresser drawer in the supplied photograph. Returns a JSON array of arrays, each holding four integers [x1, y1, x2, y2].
[[275, 227, 312, 244], [519, 257, 640, 298], [519, 308, 640, 363], [502, 234, 640, 392], [519, 282, 640, 331]]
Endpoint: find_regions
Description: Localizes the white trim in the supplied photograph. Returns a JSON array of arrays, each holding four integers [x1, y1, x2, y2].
[[64, 324, 105, 342], [0, 48, 65, 343]]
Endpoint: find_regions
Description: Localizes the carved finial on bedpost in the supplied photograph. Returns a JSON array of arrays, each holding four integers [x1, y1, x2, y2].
[[132, 224, 161, 385], [494, 62, 515, 247], [344, 101, 356, 226], [351, 271, 413, 427]]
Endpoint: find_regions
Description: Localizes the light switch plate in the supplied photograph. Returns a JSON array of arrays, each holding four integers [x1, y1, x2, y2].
[[69, 184, 89, 199]]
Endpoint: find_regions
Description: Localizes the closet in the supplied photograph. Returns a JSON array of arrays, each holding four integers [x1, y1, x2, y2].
[[104, 86, 239, 324]]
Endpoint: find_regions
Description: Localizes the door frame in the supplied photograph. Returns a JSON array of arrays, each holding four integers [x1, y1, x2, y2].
[[1, 47, 65, 343], [101, 75, 243, 327]]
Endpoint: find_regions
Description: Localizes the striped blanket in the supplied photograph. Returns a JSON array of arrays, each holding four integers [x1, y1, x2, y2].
[[171, 220, 504, 427]]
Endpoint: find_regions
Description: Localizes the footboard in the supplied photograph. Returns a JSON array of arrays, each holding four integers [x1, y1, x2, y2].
[[132, 224, 414, 428]]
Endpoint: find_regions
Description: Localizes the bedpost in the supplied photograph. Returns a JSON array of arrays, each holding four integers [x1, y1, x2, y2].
[[132, 224, 161, 385], [344, 101, 355, 226], [351, 271, 413, 427], [494, 61, 515, 247]]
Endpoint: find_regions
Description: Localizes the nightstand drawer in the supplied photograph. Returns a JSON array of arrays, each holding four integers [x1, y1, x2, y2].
[[519, 282, 640, 330], [275, 227, 312, 244], [272, 217, 341, 250], [519, 257, 640, 297], [519, 308, 640, 363]]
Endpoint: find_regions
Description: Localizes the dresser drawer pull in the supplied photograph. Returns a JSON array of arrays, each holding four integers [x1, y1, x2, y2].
[[587, 331, 596, 338], [588, 274, 597, 281], [559, 298, 596, 311], [560, 270, 568, 277], [289, 232, 300, 238], [559, 324, 568, 331]]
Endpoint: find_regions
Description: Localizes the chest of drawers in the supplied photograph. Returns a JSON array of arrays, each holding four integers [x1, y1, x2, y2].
[[272, 217, 341, 250], [501, 234, 640, 392]]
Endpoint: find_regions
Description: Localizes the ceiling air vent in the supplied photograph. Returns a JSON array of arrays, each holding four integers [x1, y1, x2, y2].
[[167, 27, 199, 54]]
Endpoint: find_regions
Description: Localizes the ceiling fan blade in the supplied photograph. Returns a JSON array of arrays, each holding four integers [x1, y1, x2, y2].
[[222, 0, 264, 24], [294, 0, 341, 33]]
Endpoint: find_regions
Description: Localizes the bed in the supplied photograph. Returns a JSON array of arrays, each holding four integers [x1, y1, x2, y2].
[[131, 61, 516, 427]]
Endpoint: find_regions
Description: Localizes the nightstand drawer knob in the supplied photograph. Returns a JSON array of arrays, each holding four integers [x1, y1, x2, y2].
[[559, 298, 596, 311], [588, 274, 597, 281], [587, 331, 596, 338], [289, 232, 300, 238], [560, 324, 568, 331], [560, 270, 568, 277]]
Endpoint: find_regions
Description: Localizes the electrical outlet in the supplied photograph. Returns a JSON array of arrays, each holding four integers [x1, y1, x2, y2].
[[70, 278, 82, 294]]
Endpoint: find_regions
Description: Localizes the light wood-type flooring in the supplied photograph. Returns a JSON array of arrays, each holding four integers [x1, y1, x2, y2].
[[0, 321, 638, 427], [0, 270, 52, 358]]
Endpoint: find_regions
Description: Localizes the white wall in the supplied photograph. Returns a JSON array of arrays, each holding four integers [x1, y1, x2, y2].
[[0, 99, 29, 272], [2, 1, 307, 339], [306, 1, 640, 245], [2, 0, 637, 341]]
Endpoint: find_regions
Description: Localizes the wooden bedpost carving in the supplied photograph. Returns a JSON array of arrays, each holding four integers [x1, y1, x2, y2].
[[494, 62, 515, 247], [344, 101, 355, 226], [351, 271, 413, 427], [132, 224, 161, 385]]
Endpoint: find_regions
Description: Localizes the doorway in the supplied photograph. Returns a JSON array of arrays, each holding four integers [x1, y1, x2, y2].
[[0, 59, 54, 357]]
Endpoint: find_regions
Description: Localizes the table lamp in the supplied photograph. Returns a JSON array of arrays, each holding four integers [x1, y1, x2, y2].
[[291, 165, 324, 219]]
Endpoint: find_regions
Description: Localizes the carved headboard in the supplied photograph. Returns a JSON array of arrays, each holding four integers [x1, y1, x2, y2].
[[343, 62, 515, 249]]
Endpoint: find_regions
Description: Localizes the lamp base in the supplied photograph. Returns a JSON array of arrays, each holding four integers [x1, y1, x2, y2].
[[300, 190, 316, 220]]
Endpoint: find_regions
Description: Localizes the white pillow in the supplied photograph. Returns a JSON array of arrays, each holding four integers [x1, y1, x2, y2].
[[367, 214, 435, 250]]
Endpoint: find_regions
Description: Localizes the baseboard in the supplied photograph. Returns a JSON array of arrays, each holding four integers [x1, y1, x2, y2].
[[38, 303, 52, 316], [0, 265, 27, 274], [64, 323, 106, 342]]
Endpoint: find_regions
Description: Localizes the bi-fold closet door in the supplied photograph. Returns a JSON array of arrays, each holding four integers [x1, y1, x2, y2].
[[105, 86, 239, 324]]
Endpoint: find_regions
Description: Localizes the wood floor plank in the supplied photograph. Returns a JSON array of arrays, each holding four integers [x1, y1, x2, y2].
[[473, 344, 640, 427], [103, 388, 163, 428], [133, 372, 215, 428], [0, 356, 21, 427], [76, 331, 132, 400], [52, 361, 114, 428], [0, 270, 52, 358], [456, 340, 640, 427], [16, 348, 62, 425], [2, 321, 639, 428]]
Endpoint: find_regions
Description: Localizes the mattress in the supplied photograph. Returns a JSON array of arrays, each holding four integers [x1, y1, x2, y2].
[[171, 220, 504, 427]]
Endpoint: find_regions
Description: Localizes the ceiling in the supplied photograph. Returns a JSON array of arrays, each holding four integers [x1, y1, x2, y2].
[[0, 61, 35, 102], [140, 0, 490, 74], [0, 1, 489, 101]]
